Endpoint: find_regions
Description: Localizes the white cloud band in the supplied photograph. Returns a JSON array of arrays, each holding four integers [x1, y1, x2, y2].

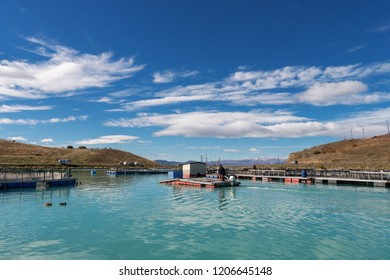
[[75, 135, 139, 145], [0, 115, 88, 125], [104, 108, 390, 139], [116, 61, 390, 110], [0, 37, 144, 99]]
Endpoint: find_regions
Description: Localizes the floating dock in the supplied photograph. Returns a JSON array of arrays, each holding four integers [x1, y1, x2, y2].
[[160, 177, 240, 188], [235, 173, 390, 187]]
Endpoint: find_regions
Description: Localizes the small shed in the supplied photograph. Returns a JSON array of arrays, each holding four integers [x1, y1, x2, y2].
[[182, 162, 206, 178]]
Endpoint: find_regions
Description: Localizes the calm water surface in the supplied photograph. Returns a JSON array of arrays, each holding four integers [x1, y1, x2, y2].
[[1, 171, 389, 260]]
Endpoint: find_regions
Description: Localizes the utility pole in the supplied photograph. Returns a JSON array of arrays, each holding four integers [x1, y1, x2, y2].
[[350, 128, 353, 140], [362, 128, 365, 139], [387, 120, 390, 135]]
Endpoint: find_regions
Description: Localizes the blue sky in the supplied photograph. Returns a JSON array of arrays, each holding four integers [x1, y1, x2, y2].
[[0, 0, 390, 162]]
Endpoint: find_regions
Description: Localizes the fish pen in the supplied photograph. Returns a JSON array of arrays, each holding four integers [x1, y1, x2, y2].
[[236, 169, 390, 187], [0, 168, 77, 190]]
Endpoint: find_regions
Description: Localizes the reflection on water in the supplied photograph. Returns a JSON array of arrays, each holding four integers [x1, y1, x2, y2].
[[0, 171, 389, 260]]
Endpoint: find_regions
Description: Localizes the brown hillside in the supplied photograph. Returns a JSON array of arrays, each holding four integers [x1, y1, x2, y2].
[[0, 139, 160, 168], [288, 134, 390, 170]]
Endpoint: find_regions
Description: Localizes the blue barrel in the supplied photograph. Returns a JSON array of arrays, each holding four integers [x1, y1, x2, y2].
[[301, 170, 307, 178], [168, 171, 183, 179]]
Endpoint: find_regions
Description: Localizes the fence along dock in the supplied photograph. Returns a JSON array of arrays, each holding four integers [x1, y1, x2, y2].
[[235, 169, 390, 188], [0, 168, 77, 190]]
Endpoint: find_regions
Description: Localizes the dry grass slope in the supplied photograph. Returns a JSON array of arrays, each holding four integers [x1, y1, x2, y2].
[[0, 139, 160, 168], [288, 134, 390, 170]]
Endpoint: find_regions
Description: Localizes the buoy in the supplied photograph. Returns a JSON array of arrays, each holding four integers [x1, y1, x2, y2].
[[44, 202, 52, 207], [59, 202, 67, 206]]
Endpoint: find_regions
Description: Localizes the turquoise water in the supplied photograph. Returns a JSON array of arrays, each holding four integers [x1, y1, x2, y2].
[[0, 170, 389, 260]]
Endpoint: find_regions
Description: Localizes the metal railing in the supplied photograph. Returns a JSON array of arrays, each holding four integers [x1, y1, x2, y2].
[[238, 169, 390, 181], [0, 169, 71, 182]]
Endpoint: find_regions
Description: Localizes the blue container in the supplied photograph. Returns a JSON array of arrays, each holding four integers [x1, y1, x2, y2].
[[301, 170, 307, 178], [168, 171, 183, 179]]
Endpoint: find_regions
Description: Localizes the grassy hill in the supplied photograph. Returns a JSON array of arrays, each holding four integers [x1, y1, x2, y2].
[[0, 139, 161, 168], [288, 134, 390, 170]]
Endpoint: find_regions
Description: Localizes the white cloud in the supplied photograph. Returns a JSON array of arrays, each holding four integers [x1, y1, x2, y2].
[[75, 135, 139, 145], [324, 107, 390, 138], [229, 66, 323, 88], [322, 64, 361, 79], [347, 44, 366, 53], [229, 92, 294, 105], [20, 7, 29, 14], [0, 104, 53, 113], [153, 71, 175, 83], [122, 94, 214, 110], [104, 107, 390, 139], [90, 88, 149, 106], [40, 138, 54, 143], [0, 37, 144, 99], [336, 107, 390, 129], [369, 20, 390, 33], [0, 115, 88, 125], [90, 96, 122, 104], [104, 110, 309, 138], [7, 136, 27, 141], [224, 149, 240, 152], [46, 115, 89, 123], [153, 69, 199, 83], [121, 61, 390, 110], [323, 62, 390, 79], [297, 81, 370, 105]]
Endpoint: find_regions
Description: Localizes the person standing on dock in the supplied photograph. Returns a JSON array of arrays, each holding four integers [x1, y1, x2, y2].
[[218, 164, 226, 181]]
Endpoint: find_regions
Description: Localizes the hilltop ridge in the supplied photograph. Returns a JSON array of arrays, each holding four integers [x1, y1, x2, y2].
[[288, 134, 390, 170], [2, 134, 389, 170], [0, 139, 160, 168]]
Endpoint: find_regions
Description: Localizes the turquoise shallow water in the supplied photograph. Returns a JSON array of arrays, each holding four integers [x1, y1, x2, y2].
[[0, 170, 389, 260]]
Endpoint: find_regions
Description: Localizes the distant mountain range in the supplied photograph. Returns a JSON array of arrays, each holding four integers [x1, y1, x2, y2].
[[155, 157, 287, 167]]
